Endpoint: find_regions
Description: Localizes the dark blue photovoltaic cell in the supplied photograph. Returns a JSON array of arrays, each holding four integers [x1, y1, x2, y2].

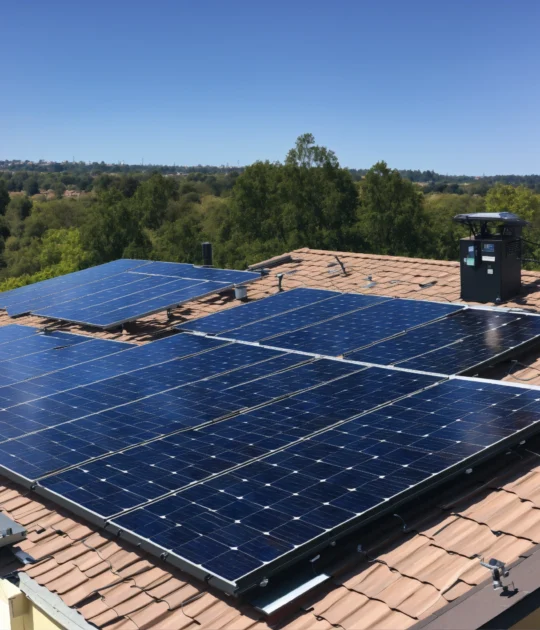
[[400, 315, 540, 374], [1, 259, 259, 328], [225, 294, 390, 342], [348, 309, 520, 367], [42, 366, 437, 515], [0, 334, 224, 408], [263, 299, 464, 356], [109, 377, 540, 585], [0, 324, 43, 344], [0, 330, 87, 361], [39, 361, 369, 509], [180, 288, 340, 335], [0, 343, 297, 476], [0, 338, 134, 389], [0, 260, 147, 312], [35, 278, 216, 327], [6, 272, 156, 318]]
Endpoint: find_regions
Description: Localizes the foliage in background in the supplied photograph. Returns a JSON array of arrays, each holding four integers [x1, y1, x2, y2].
[[1, 135, 540, 291]]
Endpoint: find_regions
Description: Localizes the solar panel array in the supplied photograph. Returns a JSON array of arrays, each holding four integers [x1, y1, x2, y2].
[[0, 259, 259, 328], [2, 286, 540, 595]]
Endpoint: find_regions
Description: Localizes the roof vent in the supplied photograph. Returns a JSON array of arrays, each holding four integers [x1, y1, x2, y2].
[[453, 212, 530, 303]]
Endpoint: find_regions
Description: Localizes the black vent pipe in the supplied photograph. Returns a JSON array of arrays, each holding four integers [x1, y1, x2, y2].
[[202, 242, 213, 267]]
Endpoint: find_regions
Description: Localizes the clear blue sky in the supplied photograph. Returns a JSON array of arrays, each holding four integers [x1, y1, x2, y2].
[[2, 0, 539, 174]]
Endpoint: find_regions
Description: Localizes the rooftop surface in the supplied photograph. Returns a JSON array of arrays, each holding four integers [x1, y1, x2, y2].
[[3, 248, 540, 629]]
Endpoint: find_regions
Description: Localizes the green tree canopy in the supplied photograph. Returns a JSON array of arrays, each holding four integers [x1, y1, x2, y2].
[[358, 161, 429, 257]]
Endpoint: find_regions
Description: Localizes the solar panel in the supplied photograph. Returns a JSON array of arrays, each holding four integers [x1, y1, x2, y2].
[[4, 288, 540, 599], [260, 298, 464, 356], [105, 376, 540, 591], [5, 353, 325, 479], [0, 259, 260, 328], [0, 342, 309, 468], [37, 367, 438, 516], [0, 324, 46, 344], [347, 308, 522, 368], [0, 260, 147, 312], [223, 294, 391, 342], [179, 288, 341, 335], [400, 315, 540, 374]]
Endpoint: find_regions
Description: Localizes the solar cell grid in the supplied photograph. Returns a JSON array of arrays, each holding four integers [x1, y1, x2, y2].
[[180, 288, 339, 335], [5, 272, 154, 318], [1, 259, 260, 328], [0, 324, 46, 344], [0, 337, 134, 392], [347, 308, 520, 367], [258, 298, 464, 356], [39, 367, 438, 516], [224, 293, 391, 342], [0, 344, 311, 475], [400, 314, 540, 374], [108, 377, 540, 589], [0, 330, 87, 362], [10, 358, 359, 482], [0, 259, 147, 311]]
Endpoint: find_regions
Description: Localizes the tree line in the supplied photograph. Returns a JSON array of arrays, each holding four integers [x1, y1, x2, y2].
[[0, 134, 539, 292]]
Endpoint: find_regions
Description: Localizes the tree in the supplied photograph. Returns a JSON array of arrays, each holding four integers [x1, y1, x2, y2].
[[223, 134, 359, 266], [358, 161, 429, 257], [23, 177, 39, 196], [0, 181, 9, 216], [486, 184, 540, 266]]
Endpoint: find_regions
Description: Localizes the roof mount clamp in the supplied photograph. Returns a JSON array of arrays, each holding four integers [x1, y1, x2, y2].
[[480, 558, 512, 592]]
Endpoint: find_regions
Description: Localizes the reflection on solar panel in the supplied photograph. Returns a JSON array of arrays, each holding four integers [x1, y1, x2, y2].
[[0, 259, 259, 328], [400, 315, 540, 374], [347, 309, 524, 369], [107, 377, 540, 591]]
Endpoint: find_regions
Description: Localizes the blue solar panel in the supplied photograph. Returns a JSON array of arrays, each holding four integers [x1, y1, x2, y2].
[[180, 288, 340, 335], [348, 308, 520, 368], [7, 272, 170, 317], [0, 260, 147, 312], [1, 259, 260, 328], [106, 377, 540, 589], [400, 315, 540, 374], [0, 342, 290, 453], [225, 294, 391, 342], [0, 324, 44, 344], [40, 366, 437, 515], [0, 330, 87, 361], [262, 299, 464, 356], [35, 279, 224, 328]]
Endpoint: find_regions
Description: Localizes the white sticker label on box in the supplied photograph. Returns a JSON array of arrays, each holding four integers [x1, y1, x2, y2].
[[482, 256, 496, 262]]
